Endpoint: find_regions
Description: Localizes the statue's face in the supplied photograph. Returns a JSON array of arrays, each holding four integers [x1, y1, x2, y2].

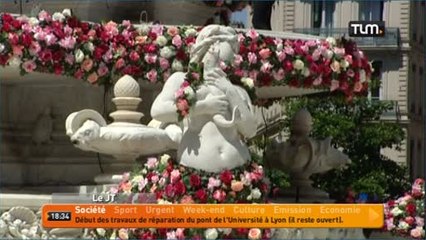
[[218, 41, 235, 63]]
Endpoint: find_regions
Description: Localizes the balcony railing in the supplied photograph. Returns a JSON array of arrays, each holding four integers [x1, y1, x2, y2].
[[293, 28, 400, 48]]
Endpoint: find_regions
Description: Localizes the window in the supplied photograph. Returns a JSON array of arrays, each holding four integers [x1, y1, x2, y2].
[[370, 61, 383, 101], [412, 64, 417, 73], [359, 1, 384, 21], [312, 1, 335, 29]]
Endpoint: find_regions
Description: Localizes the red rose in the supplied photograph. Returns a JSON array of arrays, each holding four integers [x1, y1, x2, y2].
[[236, 228, 249, 236], [239, 44, 248, 55], [192, 235, 202, 240], [146, 172, 155, 181], [303, 77, 314, 87], [249, 42, 257, 52], [260, 183, 269, 193], [220, 170, 233, 185], [1, 22, 12, 32], [283, 60, 293, 72], [175, 49, 187, 61], [0, 55, 9, 65], [21, 33, 33, 48], [195, 189, 208, 203], [405, 216, 415, 225], [39, 50, 53, 62], [260, 73, 272, 87], [11, 20, 21, 30], [148, 31, 157, 40], [264, 36, 275, 45], [54, 64, 64, 75], [1, 13, 14, 23], [185, 36, 196, 45], [141, 231, 154, 240], [144, 44, 157, 53], [289, 79, 299, 87], [406, 202, 416, 216], [165, 184, 175, 198], [189, 174, 202, 188], [157, 228, 168, 237], [155, 190, 164, 199], [94, 47, 106, 60], [100, 31, 110, 42], [174, 180, 186, 195], [306, 55, 314, 63], [114, 34, 125, 44], [52, 50, 64, 62]]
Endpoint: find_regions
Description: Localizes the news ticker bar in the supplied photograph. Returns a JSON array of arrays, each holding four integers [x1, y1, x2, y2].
[[42, 204, 384, 228]]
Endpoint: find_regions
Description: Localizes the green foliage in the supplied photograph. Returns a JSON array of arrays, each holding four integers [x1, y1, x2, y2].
[[281, 96, 410, 202]]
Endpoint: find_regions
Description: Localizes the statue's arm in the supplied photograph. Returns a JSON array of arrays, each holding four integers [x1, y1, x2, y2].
[[233, 86, 258, 139], [150, 72, 213, 122]]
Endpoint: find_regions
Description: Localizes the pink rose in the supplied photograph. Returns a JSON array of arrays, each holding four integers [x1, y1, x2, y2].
[[8, 33, 19, 45], [12, 45, 24, 57], [249, 70, 258, 80], [180, 195, 194, 204], [129, 51, 140, 62], [247, 29, 259, 40], [231, 181, 244, 192], [138, 178, 148, 191], [260, 61, 273, 73], [151, 25, 164, 36], [63, 25, 73, 36], [259, 48, 272, 60], [115, 58, 125, 69], [166, 231, 176, 240], [146, 69, 158, 83], [82, 59, 93, 72], [347, 69, 355, 78], [276, 51, 286, 62], [248, 228, 262, 240], [87, 29, 97, 38], [313, 76, 323, 86], [176, 99, 189, 115], [170, 169, 181, 183], [175, 228, 185, 239], [122, 20, 131, 28], [65, 53, 75, 65], [97, 63, 109, 77], [330, 80, 340, 91], [312, 49, 321, 61], [59, 36, 76, 49], [45, 34, 57, 46], [237, 33, 245, 42], [144, 53, 157, 64], [159, 57, 170, 70], [344, 55, 353, 64], [87, 72, 98, 84], [172, 35, 182, 48], [104, 21, 119, 36], [135, 36, 147, 45], [233, 54, 243, 67], [416, 217, 424, 227], [333, 47, 346, 57], [284, 46, 294, 56], [167, 26, 179, 37], [248, 52, 257, 64], [410, 227, 423, 239], [34, 29, 47, 41], [146, 157, 158, 169], [38, 10, 51, 22], [207, 177, 221, 190], [74, 69, 84, 79], [22, 60, 36, 73], [151, 175, 159, 183], [213, 189, 226, 202], [273, 68, 285, 81]]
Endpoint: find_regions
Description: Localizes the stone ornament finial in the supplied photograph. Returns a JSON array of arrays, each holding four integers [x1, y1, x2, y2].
[[110, 75, 143, 123]]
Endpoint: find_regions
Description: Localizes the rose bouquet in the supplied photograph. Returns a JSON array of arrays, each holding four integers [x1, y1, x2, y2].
[[95, 154, 271, 239], [383, 178, 425, 239]]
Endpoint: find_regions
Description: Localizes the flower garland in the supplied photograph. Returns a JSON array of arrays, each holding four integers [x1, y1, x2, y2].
[[1, 9, 372, 108], [383, 178, 425, 239], [98, 154, 271, 240]]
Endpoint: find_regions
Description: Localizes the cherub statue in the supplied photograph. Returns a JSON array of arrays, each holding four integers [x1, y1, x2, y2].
[[266, 109, 351, 180], [150, 25, 257, 173]]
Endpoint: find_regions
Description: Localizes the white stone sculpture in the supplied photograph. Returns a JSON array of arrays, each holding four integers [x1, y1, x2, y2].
[[150, 25, 257, 173], [32, 107, 54, 145], [65, 75, 181, 160], [265, 109, 351, 201]]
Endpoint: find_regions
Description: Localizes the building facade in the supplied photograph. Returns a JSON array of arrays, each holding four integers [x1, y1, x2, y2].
[[269, 1, 425, 173]]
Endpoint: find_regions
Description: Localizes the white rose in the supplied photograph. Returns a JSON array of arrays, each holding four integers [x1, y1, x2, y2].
[[9, 57, 21, 67], [62, 9, 72, 17], [158, 199, 172, 204], [185, 28, 197, 37], [241, 77, 254, 88], [141, 169, 147, 174], [156, 36, 168, 47], [84, 42, 94, 53], [251, 188, 262, 199], [0, 44, 4, 53], [28, 17, 39, 26], [398, 221, 410, 230], [74, 49, 85, 63], [323, 49, 334, 60], [172, 60, 183, 71], [184, 87, 195, 99], [326, 37, 336, 46], [52, 12, 65, 22], [360, 70, 367, 83], [96, 228, 106, 237], [390, 207, 404, 216], [218, 228, 232, 235], [277, 43, 283, 51], [302, 67, 310, 77], [160, 154, 171, 165], [205, 228, 218, 240], [138, 25, 150, 35], [160, 47, 175, 59], [293, 59, 305, 70], [340, 59, 349, 69], [131, 175, 143, 183]]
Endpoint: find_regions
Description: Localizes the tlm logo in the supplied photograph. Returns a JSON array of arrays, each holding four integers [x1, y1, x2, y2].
[[348, 21, 385, 37]]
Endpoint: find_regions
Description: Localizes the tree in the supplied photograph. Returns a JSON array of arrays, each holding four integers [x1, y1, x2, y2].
[[281, 95, 410, 202]]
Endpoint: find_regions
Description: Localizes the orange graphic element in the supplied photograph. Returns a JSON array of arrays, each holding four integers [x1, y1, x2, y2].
[[42, 204, 384, 228]]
